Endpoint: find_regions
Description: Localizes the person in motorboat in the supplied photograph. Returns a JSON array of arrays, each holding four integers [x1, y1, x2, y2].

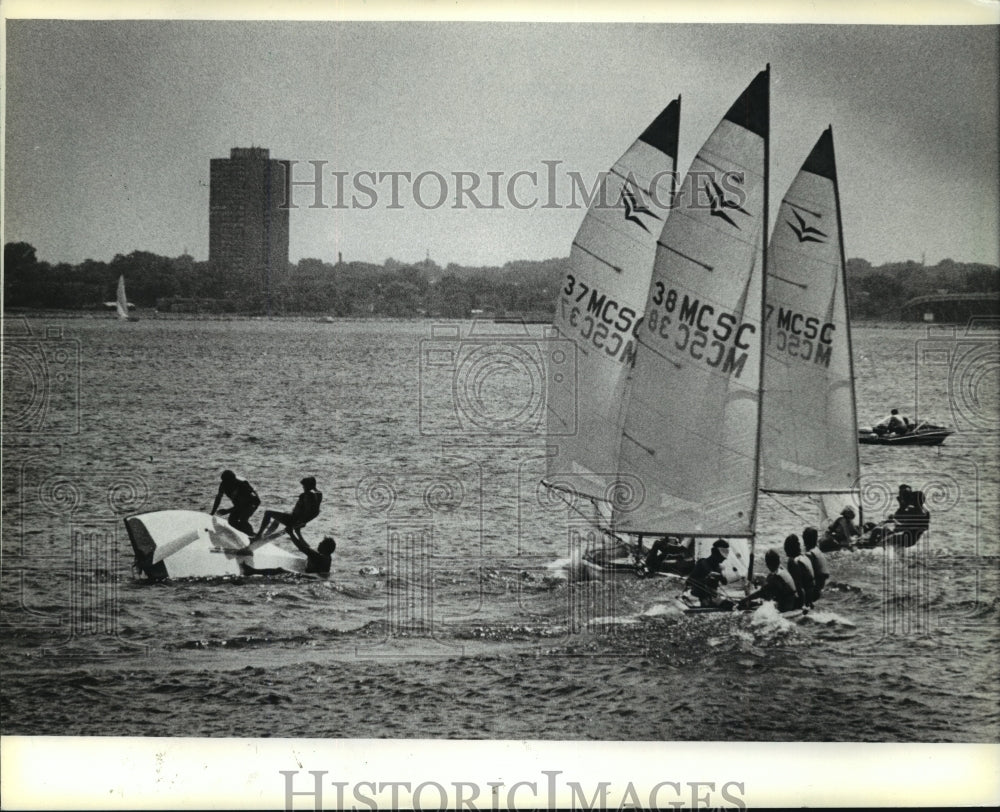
[[251, 476, 323, 548], [802, 526, 829, 602], [209, 469, 261, 536], [738, 549, 798, 612], [643, 535, 694, 576], [872, 408, 913, 436], [820, 506, 861, 552], [783, 534, 815, 609], [685, 539, 734, 609]]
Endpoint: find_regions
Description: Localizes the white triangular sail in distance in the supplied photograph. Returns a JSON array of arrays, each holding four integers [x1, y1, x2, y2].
[[761, 127, 860, 518], [545, 98, 681, 504], [614, 68, 770, 548], [116, 275, 131, 320]]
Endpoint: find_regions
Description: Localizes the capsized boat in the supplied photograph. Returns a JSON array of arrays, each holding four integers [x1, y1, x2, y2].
[[127, 510, 308, 580], [857, 423, 952, 446]]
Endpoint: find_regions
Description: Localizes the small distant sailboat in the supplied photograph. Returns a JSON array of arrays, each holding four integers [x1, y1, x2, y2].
[[115, 275, 139, 321]]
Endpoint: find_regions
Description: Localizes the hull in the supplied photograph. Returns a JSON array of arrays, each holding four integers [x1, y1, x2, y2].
[[126, 509, 309, 580], [857, 426, 952, 446]]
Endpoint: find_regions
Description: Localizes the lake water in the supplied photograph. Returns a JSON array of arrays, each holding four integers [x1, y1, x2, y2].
[[2, 315, 998, 743]]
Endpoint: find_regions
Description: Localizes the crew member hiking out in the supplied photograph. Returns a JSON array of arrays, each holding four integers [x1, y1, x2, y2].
[[802, 526, 830, 603], [252, 476, 323, 547], [783, 534, 816, 609], [209, 469, 261, 536], [738, 549, 798, 612]]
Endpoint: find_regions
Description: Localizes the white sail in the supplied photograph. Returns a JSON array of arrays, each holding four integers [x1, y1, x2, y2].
[[116, 275, 131, 320], [761, 127, 860, 498], [546, 98, 681, 503], [615, 68, 770, 541]]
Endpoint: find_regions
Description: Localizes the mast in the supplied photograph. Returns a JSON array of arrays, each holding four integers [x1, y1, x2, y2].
[[828, 125, 863, 527], [748, 63, 771, 584]]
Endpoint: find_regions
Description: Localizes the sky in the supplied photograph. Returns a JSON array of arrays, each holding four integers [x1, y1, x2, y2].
[[3, 11, 999, 269]]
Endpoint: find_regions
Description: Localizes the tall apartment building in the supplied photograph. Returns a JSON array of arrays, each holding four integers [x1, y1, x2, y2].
[[209, 147, 289, 293]]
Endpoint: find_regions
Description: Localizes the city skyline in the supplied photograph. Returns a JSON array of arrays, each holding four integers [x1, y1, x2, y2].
[[3, 16, 999, 273]]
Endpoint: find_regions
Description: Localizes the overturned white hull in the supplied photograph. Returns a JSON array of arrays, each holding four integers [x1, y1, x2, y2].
[[126, 509, 308, 580]]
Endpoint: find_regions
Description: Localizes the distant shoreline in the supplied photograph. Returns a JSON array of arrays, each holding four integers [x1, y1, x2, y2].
[[3, 308, 973, 329]]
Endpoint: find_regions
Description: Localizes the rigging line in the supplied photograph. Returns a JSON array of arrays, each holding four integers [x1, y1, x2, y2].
[[762, 491, 816, 525], [544, 482, 629, 546]]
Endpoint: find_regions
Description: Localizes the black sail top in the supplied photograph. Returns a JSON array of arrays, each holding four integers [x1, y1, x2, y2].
[[802, 126, 838, 181], [723, 67, 770, 139], [639, 97, 681, 159]]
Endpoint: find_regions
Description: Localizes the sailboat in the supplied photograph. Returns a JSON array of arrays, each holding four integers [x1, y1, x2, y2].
[[116, 275, 139, 321], [545, 68, 771, 598], [759, 126, 862, 544], [545, 96, 681, 500]]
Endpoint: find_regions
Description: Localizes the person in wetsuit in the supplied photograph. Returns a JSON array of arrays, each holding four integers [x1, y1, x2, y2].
[[209, 469, 261, 536], [883, 484, 931, 548], [685, 539, 733, 609], [288, 535, 336, 577], [802, 526, 830, 603], [821, 506, 861, 552], [252, 476, 323, 547], [738, 549, 798, 612], [783, 534, 815, 609], [644, 535, 694, 576]]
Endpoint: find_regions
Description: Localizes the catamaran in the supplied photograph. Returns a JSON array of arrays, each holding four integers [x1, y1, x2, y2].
[[545, 68, 771, 595], [544, 67, 884, 605]]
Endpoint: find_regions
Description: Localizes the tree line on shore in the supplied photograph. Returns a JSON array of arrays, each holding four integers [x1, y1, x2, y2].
[[4, 241, 998, 319]]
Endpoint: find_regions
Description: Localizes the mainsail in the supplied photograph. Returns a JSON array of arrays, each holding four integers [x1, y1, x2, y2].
[[760, 127, 860, 517], [116, 275, 132, 320], [545, 98, 681, 503], [615, 68, 770, 550]]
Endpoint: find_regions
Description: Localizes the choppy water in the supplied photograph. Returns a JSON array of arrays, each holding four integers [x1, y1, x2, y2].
[[2, 316, 998, 741]]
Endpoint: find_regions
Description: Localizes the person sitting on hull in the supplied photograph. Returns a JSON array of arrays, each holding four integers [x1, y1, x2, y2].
[[251, 476, 323, 548], [685, 539, 734, 610], [802, 526, 830, 603], [738, 549, 798, 612], [783, 534, 816, 610], [209, 469, 261, 537], [820, 506, 861, 552], [644, 535, 694, 576], [872, 408, 913, 436]]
